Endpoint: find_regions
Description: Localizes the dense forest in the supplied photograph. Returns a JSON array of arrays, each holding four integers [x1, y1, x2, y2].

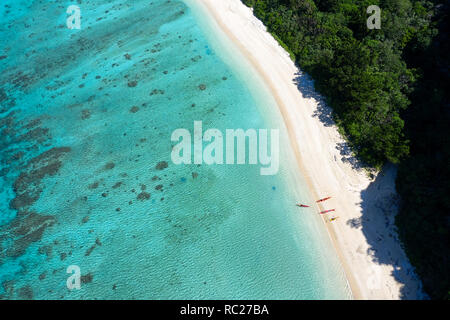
[[241, 0, 449, 299]]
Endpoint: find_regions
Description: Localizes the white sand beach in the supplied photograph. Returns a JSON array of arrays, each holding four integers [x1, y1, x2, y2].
[[187, 0, 425, 299]]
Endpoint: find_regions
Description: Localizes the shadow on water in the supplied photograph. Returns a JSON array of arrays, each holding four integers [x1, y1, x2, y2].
[[348, 164, 425, 299], [292, 70, 425, 299]]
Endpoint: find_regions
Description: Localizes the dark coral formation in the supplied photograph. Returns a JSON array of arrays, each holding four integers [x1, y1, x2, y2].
[[81, 109, 91, 120], [155, 161, 168, 170], [85, 238, 102, 256], [10, 147, 71, 211], [127, 80, 138, 87], [0, 147, 70, 271], [104, 162, 115, 170], [80, 273, 93, 284], [17, 285, 33, 300], [0, 212, 55, 259], [137, 192, 151, 201], [150, 89, 164, 95], [88, 181, 99, 189], [1, 114, 52, 176], [112, 182, 123, 189], [129, 106, 139, 113]]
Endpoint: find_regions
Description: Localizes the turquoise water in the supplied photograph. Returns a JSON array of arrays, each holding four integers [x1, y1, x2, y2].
[[0, 0, 350, 299]]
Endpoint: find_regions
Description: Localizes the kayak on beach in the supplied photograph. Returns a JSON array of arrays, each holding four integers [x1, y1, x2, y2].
[[320, 209, 335, 214], [316, 196, 332, 203], [296, 204, 310, 208]]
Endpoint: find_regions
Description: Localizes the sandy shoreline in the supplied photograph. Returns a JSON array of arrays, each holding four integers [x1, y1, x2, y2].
[[186, 0, 425, 299]]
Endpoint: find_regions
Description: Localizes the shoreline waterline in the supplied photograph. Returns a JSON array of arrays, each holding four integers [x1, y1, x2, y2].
[[183, 0, 379, 299], [183, 0, 355, 299], [189, 0, 427, 300]]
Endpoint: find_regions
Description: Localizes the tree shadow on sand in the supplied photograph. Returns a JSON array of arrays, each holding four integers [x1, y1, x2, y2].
[[292, 70, 425, 299], [335, 141, 365, 171], [346, 164, 426, 299], [293, 71, 334, 127], [293, 71, 365, 171]]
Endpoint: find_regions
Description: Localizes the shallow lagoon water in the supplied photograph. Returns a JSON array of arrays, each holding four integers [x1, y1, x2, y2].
[[0, 0, 350, 299]]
